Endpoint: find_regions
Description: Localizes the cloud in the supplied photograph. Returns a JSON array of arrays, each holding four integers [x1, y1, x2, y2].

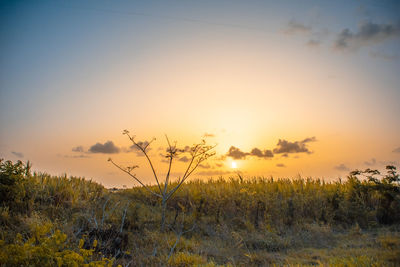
[[64, 154, 90, 159], [393, 147, 400, 153], [203, 133, 215, 137], [249, 148, 263, 157], [226, 146, 273, 160], [127, 141, 154, 156], [276, 163, 286, 168], [89, 141, 120, 154], [379, 161, 400, 166], [11, 151, 24, 158], [284, 20, 312, 35], [72, 146, 84, 152], [160, 158, 169, 163], [379, 160, 398, 166], [364, 158, 376, 166], [73, 154, 90, 158], [199, 163, 212, 169], [197, 170, 233, 176], [227, 146, 249, 160], [370, 51, 398, 61], [334, 21, 400, 50], [302, 137, 317, 143], [214, 154, 227, 161], [182, 145, 191, 152], [179, 156, 190, 162], [334, 164, 350, 171], [129, 141, 152, 151], [273, 137, 316, 154], [356, 4, 371, 18], [250, 148, 274, 158], [226, 137, 315, 159], [306, 39, 321, 47]]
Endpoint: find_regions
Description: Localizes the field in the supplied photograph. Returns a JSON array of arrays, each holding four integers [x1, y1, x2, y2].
[[1, 159, 400, 266]]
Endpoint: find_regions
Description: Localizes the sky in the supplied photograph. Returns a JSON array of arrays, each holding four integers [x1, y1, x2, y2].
[[1, 0, 400, 188]]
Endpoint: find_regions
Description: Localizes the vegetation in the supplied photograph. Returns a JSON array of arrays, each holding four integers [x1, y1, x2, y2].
[[108, 130, 215, 231], [1, 158, 400, 266]]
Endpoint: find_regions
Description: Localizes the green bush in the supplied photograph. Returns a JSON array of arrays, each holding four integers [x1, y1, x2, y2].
[[0, 223, 114, 267]]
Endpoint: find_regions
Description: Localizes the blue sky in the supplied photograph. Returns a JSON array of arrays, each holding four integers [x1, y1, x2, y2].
[[1, 0, 400, 187]]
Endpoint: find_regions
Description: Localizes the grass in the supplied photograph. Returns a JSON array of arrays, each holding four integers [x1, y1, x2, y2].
[[1, 159, 400, 266]]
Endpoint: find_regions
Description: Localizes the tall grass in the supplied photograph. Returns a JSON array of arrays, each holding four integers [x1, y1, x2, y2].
[[1, 159, 399, 266], [121, 169, 400, 232]]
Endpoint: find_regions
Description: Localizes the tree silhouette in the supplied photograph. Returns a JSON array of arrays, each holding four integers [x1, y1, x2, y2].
[[109, 130, 215, 231]]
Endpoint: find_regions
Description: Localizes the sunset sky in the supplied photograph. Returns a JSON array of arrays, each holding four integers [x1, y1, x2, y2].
[[1, 0, 400, 188]]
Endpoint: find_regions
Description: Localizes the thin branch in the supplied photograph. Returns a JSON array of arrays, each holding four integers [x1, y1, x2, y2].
[[185, 152, 215, 179], [174, 142, 210, 182], [167, 232, 182, 261], [180, 154, 196, 183], [182, 223, 196, 234], [101, 196, 110, 227], [165, 164, 197, 202], [143, 137, 156, 151], [125, 132, 163, 195], [105, 201, 121, 226], [91, 210, 98, 229], [142, 150, 163, 195], [109, 159, 162, 198], [166, 145, 216, 201], [163, 135, 174, 196], [120, 203, 129, 233], [179, 143, 206, 183], [167, 212, 196, 261]]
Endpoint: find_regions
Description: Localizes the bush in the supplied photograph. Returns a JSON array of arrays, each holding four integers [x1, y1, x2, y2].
[[0, 224, 114, 267]]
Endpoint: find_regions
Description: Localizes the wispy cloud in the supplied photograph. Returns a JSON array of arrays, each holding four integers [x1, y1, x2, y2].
[[392, 147, 400, 153], [370, 51, 398, 61], [284, 19, 400, 54], [306, 39, 321, 47], [364, 158, 376, 166], [179, 156, 190, 162], [214, 154, 227, 161], [215, 162, 224, 168], [160, 158, 169, 163], [64, 154, 90, 159], [334, 163, 350, 171], [283, 19, 327, 48], [276, 163, 286, 168], [284, 20, 312, 35], [197, 170, 233, 176], [379, 160, 398, 166], [88, 141, 120, 154], [334, 21, 400, 50], [203, 133, 215, 138], [72, 146, 84, 152], [199, 163, 212, 169], [11, 151, 24, 158]]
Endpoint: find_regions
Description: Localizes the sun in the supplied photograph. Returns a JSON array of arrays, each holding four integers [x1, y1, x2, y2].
[[231, 161, 238, 169]]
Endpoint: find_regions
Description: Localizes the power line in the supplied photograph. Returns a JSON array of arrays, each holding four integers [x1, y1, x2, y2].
[[43, 2, 270, 33]]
